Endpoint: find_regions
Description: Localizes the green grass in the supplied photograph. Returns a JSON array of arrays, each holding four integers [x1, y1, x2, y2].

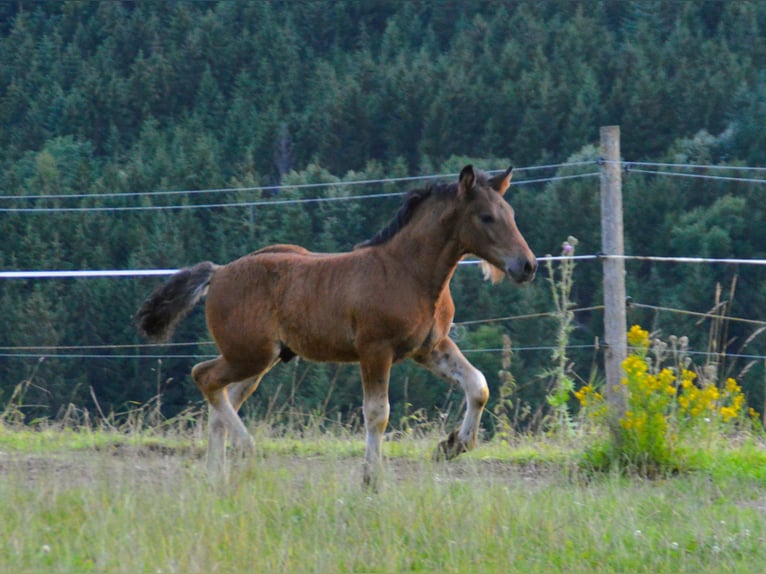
[[1, 423, 765, 573]]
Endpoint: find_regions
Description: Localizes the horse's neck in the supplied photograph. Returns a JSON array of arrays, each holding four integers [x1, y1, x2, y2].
[[382, 204, 462, 299]]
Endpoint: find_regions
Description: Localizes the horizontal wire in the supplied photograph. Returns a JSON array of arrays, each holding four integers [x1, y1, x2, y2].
[[614, 254, 766, 266], [1, 306, 763, 359], [0, 160, 597, 203], [0, 341, 215, 351], [0, 190, 405, 213], [3, 345, 766, 361], [0, 353, 216, 359], [627, 168, 766, 185], [455, 305, 604, 326], [0, 269, 180, 279], [458, 254, 598, 267], [4, 158, 764, 210], [0, 254, 598, 280], [511, 160, 596, 172], [509, 172, 599, 187], [609, 160, 766, 172], [631, 302, 766, 328], [1, 310, 601, 353], [8, 252, 766, 280], [0, 174, 446, 202], [4, 298, 762, 356], [684, 350, 766, 361], [462, 344, 596, 354], [0, 344, 597, 360], [8, 298, 761, 355], [0, 172, 599, 214]]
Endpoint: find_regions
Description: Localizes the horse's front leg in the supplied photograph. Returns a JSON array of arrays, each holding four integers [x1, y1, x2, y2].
[[416, 337, 489, 460], [359, 349, 393, 490]]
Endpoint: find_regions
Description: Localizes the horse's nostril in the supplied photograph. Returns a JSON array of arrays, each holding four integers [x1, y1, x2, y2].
[[507, 257, 537, 282], [523, 260, 537, 279]]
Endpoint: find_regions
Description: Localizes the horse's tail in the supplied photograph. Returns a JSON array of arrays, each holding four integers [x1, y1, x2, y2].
[[134, 261, 218, 342]]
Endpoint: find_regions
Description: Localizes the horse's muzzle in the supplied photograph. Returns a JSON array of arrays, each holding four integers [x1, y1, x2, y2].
[[507, 256, 537, 284]]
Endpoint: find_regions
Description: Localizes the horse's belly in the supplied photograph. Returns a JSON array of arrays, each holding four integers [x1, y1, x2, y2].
[[280, 326, 360, 363], [280, 319, 434, 364]]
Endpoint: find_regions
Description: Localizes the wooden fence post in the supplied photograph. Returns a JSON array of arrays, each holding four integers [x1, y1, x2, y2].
[[600, 126, 628, 428]]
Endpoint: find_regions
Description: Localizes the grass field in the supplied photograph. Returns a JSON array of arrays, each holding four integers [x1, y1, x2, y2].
[[1, 422, 765, 574]]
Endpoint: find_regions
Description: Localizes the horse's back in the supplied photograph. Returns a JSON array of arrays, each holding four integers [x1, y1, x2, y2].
[[248, 244, 313, 257], [205, 244, 326, 318]]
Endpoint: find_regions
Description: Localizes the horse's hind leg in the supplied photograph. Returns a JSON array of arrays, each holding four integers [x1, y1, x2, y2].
[[218, 375, 268, 452], [416, 338, 489, 460], [203, 377, 264, 477], [192, 356, 273, 477], [228, 376, 266, 411]]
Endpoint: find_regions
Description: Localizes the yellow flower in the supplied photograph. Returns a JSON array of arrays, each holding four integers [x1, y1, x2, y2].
[[725, 378, 741, 394], [720, 406, 737, 422], [622, 355, 648, 378], [621, 410, 635, 429], [680, 369, 696, 384], [710, 387, 720, 402], [627, 325, 650, 349], [658, 369, 675, 387]]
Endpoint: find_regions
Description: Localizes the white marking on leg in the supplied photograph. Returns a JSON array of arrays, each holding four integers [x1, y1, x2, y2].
[[359, 351, 392, 488], [227, 378, 262, 410], [363, 393, 390, 476], [457, 368, 489, 446], [419, 339, 489, 452], [207, 403, 228, 478], [206, 388, 255, 477]]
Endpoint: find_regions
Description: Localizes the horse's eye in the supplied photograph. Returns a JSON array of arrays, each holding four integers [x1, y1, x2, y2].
[[479, 214, 494, 224]]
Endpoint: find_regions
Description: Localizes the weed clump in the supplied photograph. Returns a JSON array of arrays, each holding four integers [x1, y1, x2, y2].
[[577, 325, 760, 476]]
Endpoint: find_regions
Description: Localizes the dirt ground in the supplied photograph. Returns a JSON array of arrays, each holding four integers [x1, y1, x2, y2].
[[0, 442, 558, 490], [0, 443, 191, 488]]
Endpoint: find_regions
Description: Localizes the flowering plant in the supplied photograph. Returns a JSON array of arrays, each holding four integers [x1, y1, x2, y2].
[[576, 325, 758, 474]]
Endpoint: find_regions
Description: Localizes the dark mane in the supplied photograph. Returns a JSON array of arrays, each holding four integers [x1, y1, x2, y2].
[[356, 177, 474, 249], [357, 170, 494, 249]]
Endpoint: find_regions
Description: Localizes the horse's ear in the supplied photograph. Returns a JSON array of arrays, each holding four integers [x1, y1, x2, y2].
[[489, 166, 513, 196], [458, 164, 476, 199]]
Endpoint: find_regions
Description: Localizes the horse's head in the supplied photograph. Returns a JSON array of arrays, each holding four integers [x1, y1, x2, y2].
[[455, 165, 537, 284]]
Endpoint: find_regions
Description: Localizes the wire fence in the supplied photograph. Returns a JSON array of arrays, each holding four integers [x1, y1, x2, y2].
[[5, 253, 766, 279], [0, 160, 596, 202], [0, 295, 764, 360], [0, 161, 599, 213], [2, 158, 766, 363]]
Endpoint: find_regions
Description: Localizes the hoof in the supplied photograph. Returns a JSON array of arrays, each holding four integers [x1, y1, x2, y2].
[[434, 430, 469, 461], [362, 462, 382, 492], [231, 434, 256, 456]]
